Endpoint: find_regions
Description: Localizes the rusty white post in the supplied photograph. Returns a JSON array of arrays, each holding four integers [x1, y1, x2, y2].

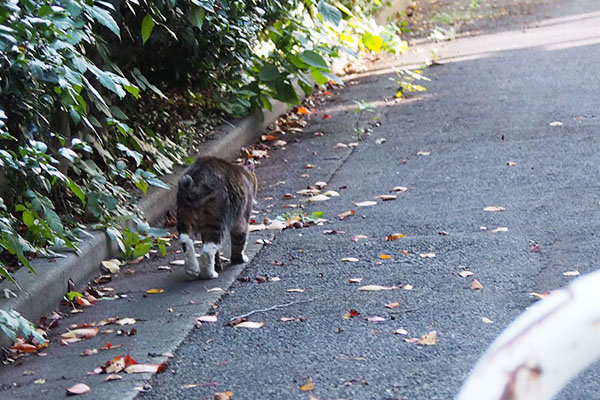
[[457, 269, 600, 400]]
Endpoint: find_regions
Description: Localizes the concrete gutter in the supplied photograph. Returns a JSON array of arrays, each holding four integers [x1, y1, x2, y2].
[[0, 101, 289, 349]]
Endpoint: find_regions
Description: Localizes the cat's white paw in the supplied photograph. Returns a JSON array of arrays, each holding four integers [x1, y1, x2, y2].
[[198, 242, 219, 279], [185, 260, 200, 279], [231, 251, 249, 264]]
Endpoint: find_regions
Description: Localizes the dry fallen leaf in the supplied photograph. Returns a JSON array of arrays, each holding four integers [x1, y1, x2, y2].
[[81, 349, 98, 357], [376, 194, 397, 201], [351, 234, 368, 242], [562, 270, 580, 277], [507, 161, 517, 166], [307, 194, 330, 202], [470, 279, 484, 290], [34, 378, 46, 384], [458, 270, 474, 278], [365, 316, 385, 322], [197, 315, 218, 323], [297, 106, 311, 114], [115, 318, 136, 326], [341, 257, 359, 262], [491, 227, 509, 233], [482, 317, 494, 324], [101, 260, 121, 273], [273, 140, 287, 148], [419, 252, 436, 259], [375, 138, 387, 144], [338, 210, 356, 220], [207, 287, 224, 293], [333, 142, 349, 149], [483, 206, 506, 212], [287, 288, 305, 293], [348, 278, 363, 283], [417, 151, 431, 156], [403, 284, 413, 290], [214, 391, 234, 400], [393, 328, 408, 335], [549, 121, 563, 126], [234, 321, 264, 329], [417, 330, 437, 346], [249, 224, 266, 232], [322, 190, 340, 197], [125, 363, 165, 374], [386, 233, 406, 241], [64, 383, 91, 396], [169, 260, 185, 265], [61, 327, 99, 340], [300, 378, 315, 392], [358, 285, 397, 291], [146, 288, 164, 294], [385, 302, 400, 309], [105, 374, 122, 382], [343, 309, 360, 320], [379, 254, 392, 260], [391, 186, 408, 193], [354, 200, 377, 207]]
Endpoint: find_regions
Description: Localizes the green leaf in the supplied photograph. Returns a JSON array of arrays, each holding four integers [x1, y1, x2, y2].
[[147, 227, 168, 238], [66, 177, 85, 205], [66, 291, 83, 301], [274, 79, 300, 105], [89, 5, 120, 38], [317, 1, 342, 26], [141, 13, 155, 44], [124, 84, 140, 99], [133, 241, 152, 258], [134, 178, 149, 195], [362, 32, 383, 53], [0, 266, 18, 288], [259, 64, 280, 82], [187, 6, 205, 30], [310, 68, 328, 85], [301, 50, 328, 70], [147, 177, 170, 190], [22, 210, 35, 227]]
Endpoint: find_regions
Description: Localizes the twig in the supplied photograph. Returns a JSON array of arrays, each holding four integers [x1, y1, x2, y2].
[[229, 297, 318, 321]]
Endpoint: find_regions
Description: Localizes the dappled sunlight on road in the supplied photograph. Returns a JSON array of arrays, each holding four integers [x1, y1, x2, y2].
[[348, 9, 600, 80]]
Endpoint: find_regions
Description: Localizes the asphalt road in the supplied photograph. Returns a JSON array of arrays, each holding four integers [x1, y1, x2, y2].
[[2, 0, 600, 399]]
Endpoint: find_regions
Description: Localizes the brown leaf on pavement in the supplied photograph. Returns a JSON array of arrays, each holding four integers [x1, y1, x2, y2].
[[354, 200, 377, 207], [470, 279, 484, 290], [386, 233, 406, 241], [338, 210, 356, 220], [375, 194, 397, 201], [417, 330, 437, 346], [61, 327, 99, 340], [483, 206, 506, 212], [300, 378, 315, 392], [358, 285, 397, 291]]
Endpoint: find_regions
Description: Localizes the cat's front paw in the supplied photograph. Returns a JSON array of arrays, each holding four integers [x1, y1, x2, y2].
[[230, 252, 249, 264]]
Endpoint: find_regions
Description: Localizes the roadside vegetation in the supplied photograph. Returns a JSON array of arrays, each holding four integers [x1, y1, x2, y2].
[[0, 1, 407, 343]]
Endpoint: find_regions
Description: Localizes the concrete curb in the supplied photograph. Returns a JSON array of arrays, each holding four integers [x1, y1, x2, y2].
[[0, 100, 289, 349]]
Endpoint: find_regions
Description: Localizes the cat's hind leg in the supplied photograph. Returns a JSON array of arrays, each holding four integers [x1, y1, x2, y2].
[[230, 228, 249, 264], [198, 230, 223, 279]]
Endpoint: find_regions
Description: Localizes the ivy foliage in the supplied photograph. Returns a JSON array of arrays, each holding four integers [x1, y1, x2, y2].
[[0, 0, 404, 340]]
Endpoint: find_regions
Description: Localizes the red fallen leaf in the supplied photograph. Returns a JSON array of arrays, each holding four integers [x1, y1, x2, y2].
[[75, 297, 92, 307], [305, 164, 315, 169], [323, 91, 332, 96], [84, 293, 98, 305], [64, 383, 91, 396], [343, 309, 360, 320], [249, 218, 256, 224], [297, 106, 311, 114], [105, 342, 112, 349], [124, 353, 138, 367], [282, 193, 296, 199], [10, 342, 38, 353], [261, 134, 277, 142], [323, 114, 330, 119]]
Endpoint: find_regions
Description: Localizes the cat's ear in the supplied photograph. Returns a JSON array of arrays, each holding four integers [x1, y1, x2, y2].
[[180, 174, 194, 188]]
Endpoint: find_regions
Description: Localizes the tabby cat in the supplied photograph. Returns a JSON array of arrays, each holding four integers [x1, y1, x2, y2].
[[177, 156, 257, 279]]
